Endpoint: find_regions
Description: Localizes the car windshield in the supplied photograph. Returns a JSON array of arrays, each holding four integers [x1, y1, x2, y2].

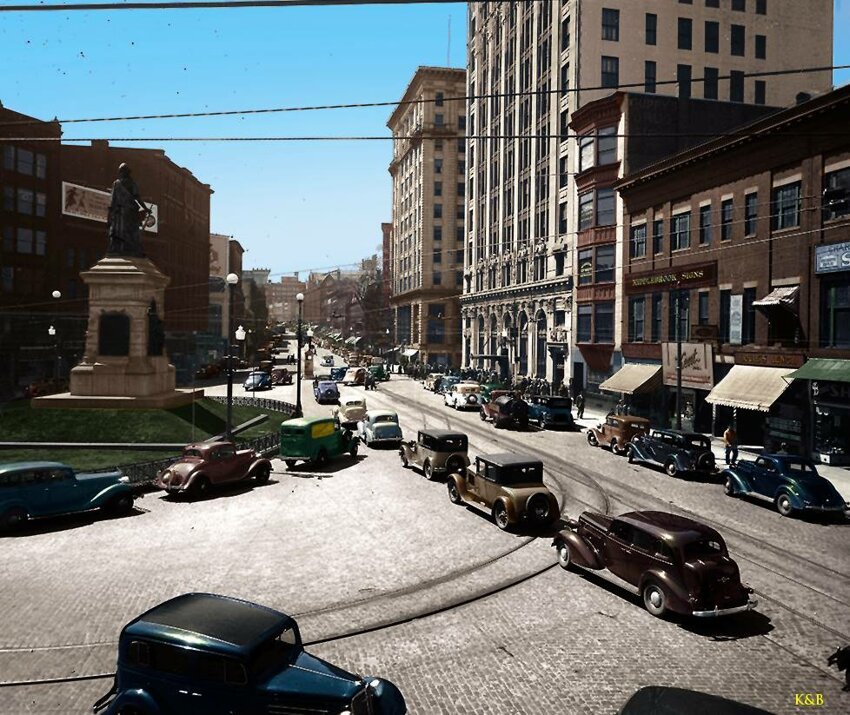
[[280, 427, 304, 436], [498, 463, 543, 485], [545, 397, 571, 409], [374, 415, 397, 423], [436, 436, 467, 451], [250, 628, 299, 678], [782, 460, 818, 476], [682, 538, 727, 561], [346, 401, 363, 408]]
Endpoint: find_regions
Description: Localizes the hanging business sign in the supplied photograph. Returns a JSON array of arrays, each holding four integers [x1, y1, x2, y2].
[[814, 241, 850, 274], [624, 261, 717, 294], [62, 181, 158, 233], [662, 342, 714, 390], [729, 294, 743, 346]]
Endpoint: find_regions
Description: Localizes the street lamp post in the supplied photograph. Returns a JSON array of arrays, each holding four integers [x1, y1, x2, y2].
[[225, 272, 239, 439], [50, 290, 61, 381], [295, 292, 305, 418], [675, 289, 683, 431]]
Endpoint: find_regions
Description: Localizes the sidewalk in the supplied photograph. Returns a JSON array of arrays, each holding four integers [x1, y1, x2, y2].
[[573, 406, 850, 503]]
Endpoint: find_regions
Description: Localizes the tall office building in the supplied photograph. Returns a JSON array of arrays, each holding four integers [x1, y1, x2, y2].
[[388, 66, 467, 368], [461, 0, 832, 388]]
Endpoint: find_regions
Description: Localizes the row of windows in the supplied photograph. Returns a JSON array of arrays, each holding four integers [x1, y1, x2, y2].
[[2, 186, 47, 217], [578, 245, 616, 286], [2, 146, 47, 179], [2, 226, 47, 255], [576, 302, 615, 344]]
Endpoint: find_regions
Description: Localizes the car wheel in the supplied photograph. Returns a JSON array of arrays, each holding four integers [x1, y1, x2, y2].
[[400, 453, 409, 468], [105, 493, 134, 516], [775, 492, 794, 517], [586, 431, 598, 447], [1, 507, 27, 531], [724, 476, 736, 497], [479, 409, 487, 421], [191, 476, 210, 500], [611, 439, 623, 456], [626, 444, 635, 464], [642, 583, 668, 617], [664, 460, 679, 478], [254, 464, 271, 484], [285, 459, 298, 470], [423, 460, 435, 481], [447, 480, 462, 504], [492, 502, 510, 531], [315, 449, 329, 468], [556, 541, 572, 570]]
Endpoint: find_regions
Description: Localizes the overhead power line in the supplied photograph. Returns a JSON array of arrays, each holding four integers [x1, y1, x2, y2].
[[0, 0, 476, 12]]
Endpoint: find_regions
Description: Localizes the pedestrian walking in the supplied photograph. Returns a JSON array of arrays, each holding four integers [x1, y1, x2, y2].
[[575, 392, 585, 419], [723, 424, 739, 465]]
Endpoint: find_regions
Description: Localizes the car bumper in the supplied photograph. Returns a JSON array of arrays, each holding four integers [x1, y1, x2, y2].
[[691, 598, 758, 617], [368, 436, 402, 444]]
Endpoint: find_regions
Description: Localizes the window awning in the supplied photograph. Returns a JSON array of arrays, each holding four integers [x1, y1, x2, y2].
[[402, 348, 419, 358], [598, 364, 662, 395], [705, 365, 794, 412], [785, 358, 850, 384], [753, 285, 799, 312], [350, 337, 362, 346]]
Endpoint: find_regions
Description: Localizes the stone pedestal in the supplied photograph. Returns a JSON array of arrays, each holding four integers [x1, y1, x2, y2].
[[33, 256, 202, 409]]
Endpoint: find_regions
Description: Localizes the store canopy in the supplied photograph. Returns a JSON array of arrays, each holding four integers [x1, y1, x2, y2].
[[402, 348, 419, 358], [599, 364, 662, 395], [705, 365, 794, 412], [785, 358, 850, 384], [753, 285, 799, 312]]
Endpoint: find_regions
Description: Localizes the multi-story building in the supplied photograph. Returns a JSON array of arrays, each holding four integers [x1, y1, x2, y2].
[[616, 85, 850, 459], [265, 274, 307, 324], [462, 0, 833, 387], [388, 66, 466, 368], [381, 221, 393, 307], [209, 232, 245, 345]]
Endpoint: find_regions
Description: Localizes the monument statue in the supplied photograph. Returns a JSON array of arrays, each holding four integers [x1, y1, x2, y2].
[[107, 163, 150, 257]]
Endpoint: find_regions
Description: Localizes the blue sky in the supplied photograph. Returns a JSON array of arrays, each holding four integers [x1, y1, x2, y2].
[[0, 0, 847, 279]]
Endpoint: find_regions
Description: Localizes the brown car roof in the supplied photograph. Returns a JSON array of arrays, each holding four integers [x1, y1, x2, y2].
[[615, 511, 720, 544]]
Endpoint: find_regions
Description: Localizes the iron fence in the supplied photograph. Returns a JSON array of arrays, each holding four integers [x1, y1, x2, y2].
[[207, 395, 296, 413]]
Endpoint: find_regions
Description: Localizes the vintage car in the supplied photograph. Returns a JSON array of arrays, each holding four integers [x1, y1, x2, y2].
[[447, 454, 559, 530], [313, 379, 340, 404], [479, 381, 510, 401], [279, 416, 359, 470], [423, 373, 443, 391], [343, 367, 367, 386], [92, 592, 406, 715], [155, 441, 271, 498], [359, 411, 403, 447], [0, 461, 135, 530], [368, 364, 390, 382], [528, 395, 575, 430], [552, 510, 757, 618], [243, 371, 272, 391], [444, 382, 482, 410], [329, 366, 348, 382], [628, 429, 716, 478], [586, 415, 650, 455], [271, 367, 293, 385], [480, 392, 529, 429], [618, 686, 773, 715], [435, 375, 459, 394], [335, 397, 367, 426], [722, 454, 849, 518], [399, 429, 470, 480], [321, 354, 334, 366]]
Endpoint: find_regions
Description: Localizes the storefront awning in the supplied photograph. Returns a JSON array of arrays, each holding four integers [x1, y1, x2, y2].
[[402, 348, 419, 358], [705, 365, 794, 412], [599, 364, 662, 395], [350, 337, 362, 346], [753, 285, 799, 311], [785, 358, 850, 384]]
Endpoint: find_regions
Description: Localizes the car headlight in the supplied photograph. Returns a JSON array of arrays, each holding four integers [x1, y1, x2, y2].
[[119, 476, 130, 484]]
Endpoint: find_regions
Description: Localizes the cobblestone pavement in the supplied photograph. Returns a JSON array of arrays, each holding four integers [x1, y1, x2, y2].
[[0, 350, 848, 713]]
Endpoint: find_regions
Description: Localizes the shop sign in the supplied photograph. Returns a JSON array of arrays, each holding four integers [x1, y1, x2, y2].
[[62, 181, 159, 233], [625, 261, 717, 294], [661, 342, 714, 390], [735, 351, 805, 368], [729, 294, 743, 346], [812, 380, 850, 402], [814, 241, 850, 274]]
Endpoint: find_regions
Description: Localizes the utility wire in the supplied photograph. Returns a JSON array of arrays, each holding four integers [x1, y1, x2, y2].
[[0, 0, 476, 12]]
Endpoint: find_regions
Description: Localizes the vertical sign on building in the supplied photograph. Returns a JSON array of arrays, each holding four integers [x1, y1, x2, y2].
[[729, 294, 743, 345]]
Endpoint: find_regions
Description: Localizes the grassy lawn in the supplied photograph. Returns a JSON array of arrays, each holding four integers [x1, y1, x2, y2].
[[0, 398, 289, 470]]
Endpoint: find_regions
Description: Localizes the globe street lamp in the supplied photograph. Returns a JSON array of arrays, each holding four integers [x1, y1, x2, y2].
[[295, 292, 305, 418], [51, 290, 61, 381], [236, 325, 247, 397], [225, 272, 239, 439]]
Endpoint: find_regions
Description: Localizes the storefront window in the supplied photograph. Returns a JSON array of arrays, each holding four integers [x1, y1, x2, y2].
[[820, 281, 850, 348]]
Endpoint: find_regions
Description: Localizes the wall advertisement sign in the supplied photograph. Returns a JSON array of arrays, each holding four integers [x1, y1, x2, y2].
[[62, 181, 159, 233], [815, 241, 850, 274], [661, 342, 714, 390], [729, 294, 743, 346]]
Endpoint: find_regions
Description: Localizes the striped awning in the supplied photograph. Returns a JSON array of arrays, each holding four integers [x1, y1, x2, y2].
[[705, 365, 794, 412]]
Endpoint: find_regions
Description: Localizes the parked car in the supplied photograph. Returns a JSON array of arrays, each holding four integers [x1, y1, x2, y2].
[[155, 441, 271, 498], [271, 367, 292, 385], [0, 461, 135, 530], [435, 375, 460, 395], [552, 510, 757, 618], [722, 454, 849, 518], [92, 592, 406, 715], [368, 364, 390, 382], [243, 371, 272, 391], [359, 411, 403, 447], [313, 379, 340, 404], [329, 366, 348, 382], [480, 392, 529, 429], [279, 416, 359, 470], [447, 453, 559, 530], [321, 355, 334, 366], [444, 382, 482, 410], [336, 397, 367, 426], [628, 429, 716, 478], [343, 367, 367, 386], [528, 395, 575, 430], [423, 373, 443, 391], [586, 415, 650, 455], [399, 429, 470, 480], [479, 381, 510, 401]]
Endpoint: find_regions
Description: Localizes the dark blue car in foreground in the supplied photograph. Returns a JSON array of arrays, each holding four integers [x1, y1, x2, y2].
[[721, 454, 848, 518], [94, 592, 406, 715]]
